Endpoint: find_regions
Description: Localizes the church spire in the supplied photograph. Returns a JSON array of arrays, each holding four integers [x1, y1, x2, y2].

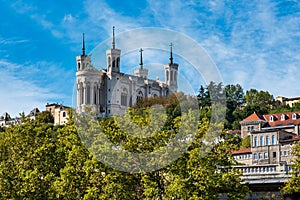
[[139, 48, 143, 69], [82, 33, 85, 56], [169, 42, 173, 64], [112, 26, 115, 49]]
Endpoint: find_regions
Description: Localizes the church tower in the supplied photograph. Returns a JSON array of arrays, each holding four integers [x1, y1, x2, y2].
[[106, 27, 121, 74], [76, 33, 102, 114], [76, 33, 91, 71], [164, 43, 178, 93], [134, 48, 148, 79]]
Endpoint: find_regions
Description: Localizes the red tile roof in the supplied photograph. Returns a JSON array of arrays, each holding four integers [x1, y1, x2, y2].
[[264, 112, 300, 127], [232, 148, 251, 155], [242, 111, 300, 127], [242, 112, 265, 122]]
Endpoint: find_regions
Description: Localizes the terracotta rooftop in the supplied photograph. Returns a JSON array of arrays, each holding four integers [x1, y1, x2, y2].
[[242, 112, 265, 122], [264, 112, 300, 127], [232, 148, 251, 155]]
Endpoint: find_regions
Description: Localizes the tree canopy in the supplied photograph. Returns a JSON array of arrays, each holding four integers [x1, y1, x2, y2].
[[0, 96, 249, 199]]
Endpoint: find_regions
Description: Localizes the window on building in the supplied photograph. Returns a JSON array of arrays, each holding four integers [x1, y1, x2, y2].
[[87, 85, 91, 104], [270, 116, 274, 122], [284, 151, 287, 156], [254, 136, 258, 147], [266, 136, 270, 146], [137, 91, 143, 101], [281, 114, 286, 121], [273, 152, 276, 158], [259, 153, 262, 159], [264, 152, 268, 159], [292, 113, 297, 120], [280, 151, 282, 157], [254, 153, 257, 160], [260, 136, 264, 146], [62, 112, 66, 117], [272, 135, 276, 145], [121, 88, 128, 106]]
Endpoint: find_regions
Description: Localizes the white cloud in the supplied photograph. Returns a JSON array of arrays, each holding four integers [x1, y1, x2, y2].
[[0, 60, 68, 117]]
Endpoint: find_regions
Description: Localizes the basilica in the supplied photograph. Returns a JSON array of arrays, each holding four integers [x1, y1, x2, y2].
[[76, 28, 178, 117]]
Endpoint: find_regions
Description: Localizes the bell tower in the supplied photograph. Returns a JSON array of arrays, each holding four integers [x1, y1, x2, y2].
[[164, 43, 178, 93], [76, 33, 91, 71], [106, 26, 121, 74]]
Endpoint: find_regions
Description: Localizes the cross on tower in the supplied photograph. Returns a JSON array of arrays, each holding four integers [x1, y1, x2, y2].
[[139, 48, 143, 69]]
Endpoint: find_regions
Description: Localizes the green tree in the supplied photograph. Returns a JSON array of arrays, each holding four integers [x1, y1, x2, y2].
[[245, 89, 274, 108], [282, 140, 300, 195]]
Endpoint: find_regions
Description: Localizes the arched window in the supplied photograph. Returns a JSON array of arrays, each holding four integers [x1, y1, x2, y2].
[[78, 62, 81, 70], [253, 153, 257, 160], [270, 116, 274, 122], [292, 113, 297, 120], [62, 112, 66, 117], [272, 135, 276, 145], [117, 57, 120, 68], [254, 136, 258, 147], [121, 88, 128, 106], [112, 57, 115, 68], [266, 136, 270, 146], [137, 91, 143, 101], [166, 71, 169, 81], [260, 136, 264, 146], [94, 86, 97, 104], [108, 57, 111, 67], [87, 84, 91, 104]]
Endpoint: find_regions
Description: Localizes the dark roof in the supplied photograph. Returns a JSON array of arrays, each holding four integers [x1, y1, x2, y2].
[[27, 108, 40, 117]]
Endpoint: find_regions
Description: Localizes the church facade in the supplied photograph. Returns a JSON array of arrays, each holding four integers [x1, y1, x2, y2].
[[76, 28, 178, 117]]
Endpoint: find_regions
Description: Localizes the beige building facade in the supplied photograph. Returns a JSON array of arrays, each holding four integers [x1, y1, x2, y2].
[[46, 103, 69, 125], [233, 112, 300, 166], [276, 96, 300, 107]]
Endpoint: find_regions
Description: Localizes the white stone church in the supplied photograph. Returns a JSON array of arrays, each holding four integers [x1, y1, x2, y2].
[[76, 27, 178, 117]]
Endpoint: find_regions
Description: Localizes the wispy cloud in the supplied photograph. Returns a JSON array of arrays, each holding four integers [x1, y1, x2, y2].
[[0, 59, 69, 117]]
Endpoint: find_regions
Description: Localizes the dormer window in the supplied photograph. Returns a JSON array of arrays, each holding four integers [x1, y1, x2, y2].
[[281, 114, 285, 121], [270, 116, 274, 122], [292, 113, 297, 120]]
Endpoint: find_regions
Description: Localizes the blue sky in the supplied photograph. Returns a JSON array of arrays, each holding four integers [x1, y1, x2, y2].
[[1, 0, 299, 117]]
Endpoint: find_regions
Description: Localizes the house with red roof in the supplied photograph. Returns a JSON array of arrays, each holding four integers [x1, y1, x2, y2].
[[232, 112, 300, 166]]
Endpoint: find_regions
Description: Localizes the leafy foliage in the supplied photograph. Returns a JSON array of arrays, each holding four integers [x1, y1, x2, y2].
[[0, 97, 249, 199]]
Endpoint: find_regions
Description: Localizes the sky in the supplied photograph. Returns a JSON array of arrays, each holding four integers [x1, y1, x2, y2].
[[0, 0, 299, 117]]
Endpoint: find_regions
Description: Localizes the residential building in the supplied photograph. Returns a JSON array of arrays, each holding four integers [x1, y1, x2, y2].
[[45, 103, 70, 125], [233, 112, 300, 166], [276, 96, 300, 107]]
